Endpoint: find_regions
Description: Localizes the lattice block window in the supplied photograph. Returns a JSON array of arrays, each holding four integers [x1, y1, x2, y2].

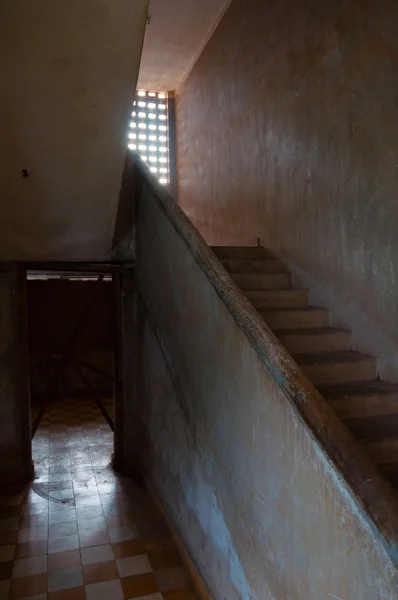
[[128, 90, 169, 186]]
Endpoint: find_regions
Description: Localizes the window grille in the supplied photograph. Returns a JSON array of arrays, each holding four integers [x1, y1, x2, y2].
[[128, 90, 169, 186]]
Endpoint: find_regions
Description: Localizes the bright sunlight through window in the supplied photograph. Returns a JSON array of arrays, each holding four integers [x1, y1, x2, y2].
[[128, 90, 169, 186]]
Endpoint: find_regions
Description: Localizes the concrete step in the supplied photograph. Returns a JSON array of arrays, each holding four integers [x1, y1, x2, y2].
[[245, 289, 309, 308], [379, 462, 398, 489], [276, 327, 351, 354], [259, 307, 329, 330], [294, 351, 377, 386], [345, 413, 398, 439], [222, 258, 286, 274], [320, 380, 398, 419], [352, 414, 398, 465], [233, 272, 291, 290], [367, 438, 398, 465], [212, 246, 271, 260]]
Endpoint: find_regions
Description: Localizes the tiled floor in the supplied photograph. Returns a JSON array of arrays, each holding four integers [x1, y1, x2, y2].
[[0, 397, 199, 599]]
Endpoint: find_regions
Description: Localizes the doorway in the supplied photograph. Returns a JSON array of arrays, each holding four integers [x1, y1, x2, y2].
[[26, 269, 117, 481]]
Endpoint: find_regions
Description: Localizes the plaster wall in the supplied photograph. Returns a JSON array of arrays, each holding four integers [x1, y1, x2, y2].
[[176, 0, 398, 380], [0, 0, 148, 260], [136, 181, 398, 600]]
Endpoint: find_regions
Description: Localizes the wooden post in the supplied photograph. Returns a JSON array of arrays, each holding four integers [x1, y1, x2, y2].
[[0, 264, 33, 490], [113, 267, 142, 475]]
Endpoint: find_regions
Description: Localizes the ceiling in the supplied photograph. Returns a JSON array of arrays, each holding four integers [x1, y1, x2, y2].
[[0, 0, 148, 260], [138, 0, 231, 92]]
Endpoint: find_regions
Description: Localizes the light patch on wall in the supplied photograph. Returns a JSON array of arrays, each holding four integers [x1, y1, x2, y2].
[[184, 469, 256, 600], [128, 90, 170, 186]]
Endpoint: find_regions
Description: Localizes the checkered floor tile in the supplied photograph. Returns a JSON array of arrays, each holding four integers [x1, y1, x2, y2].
[[0, 397, 199, 599]]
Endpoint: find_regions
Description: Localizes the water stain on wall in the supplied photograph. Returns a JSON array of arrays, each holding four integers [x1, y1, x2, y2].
[[79, 123, 99, 138], [68, 82, 87, 98], [51, 57, 71, 73], [87, 1, 111, 24]]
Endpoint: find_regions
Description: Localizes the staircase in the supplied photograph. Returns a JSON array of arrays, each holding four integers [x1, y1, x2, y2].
[[213, 245, 398, 489]]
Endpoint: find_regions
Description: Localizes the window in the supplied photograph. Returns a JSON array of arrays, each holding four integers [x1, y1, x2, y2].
[[128, 90, 170, 186]]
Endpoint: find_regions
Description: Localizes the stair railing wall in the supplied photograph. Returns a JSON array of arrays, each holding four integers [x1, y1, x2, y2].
[[130, 152, 398, 600]]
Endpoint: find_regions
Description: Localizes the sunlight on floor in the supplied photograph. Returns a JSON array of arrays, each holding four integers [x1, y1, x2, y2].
[[0, 397, 198, 599]]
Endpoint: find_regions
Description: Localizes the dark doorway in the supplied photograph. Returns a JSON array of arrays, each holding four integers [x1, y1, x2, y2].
[[26, 270, 115, 444]]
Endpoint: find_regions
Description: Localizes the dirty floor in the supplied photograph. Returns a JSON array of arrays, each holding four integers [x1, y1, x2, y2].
[[0, 397, 199, 599]]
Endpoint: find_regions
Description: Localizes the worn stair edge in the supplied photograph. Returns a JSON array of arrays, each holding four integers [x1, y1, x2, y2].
[[221, 258, 286, 274], [345, 415, 398, 470], [363, 437, 398, 466], [259, 307, 329, 330], [379, 463, 398, 490], [320, 381, 398, 419], [295, 351, 377, 385], [212, 246, 272, 260], [276, 327, 351, 354], [245, 289, 309, 308], [232, 272, 291, 290], [345, 413, 398, 440]]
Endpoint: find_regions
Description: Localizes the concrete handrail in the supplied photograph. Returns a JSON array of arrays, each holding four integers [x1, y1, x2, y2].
[[132, 151, 398, 569]]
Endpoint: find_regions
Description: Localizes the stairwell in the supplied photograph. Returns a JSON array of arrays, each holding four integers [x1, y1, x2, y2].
[[214, 245, 398, 490], [129, 156, 398, 598]]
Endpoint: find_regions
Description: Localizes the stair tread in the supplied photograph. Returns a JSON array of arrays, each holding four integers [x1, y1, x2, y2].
[[235, 272, 287, 277], [222, 259, 287, 273], [233, 269, 288, 274], [259, 306, 326, 313], [379, 462, 398, 484], [246, 288, 308, 294], [212, 246, 272, 258], [221, 258, 281, 264], [344, 413, 398, 440], [275, 327, 349, 336], [233, 272, 292, 290], [294, 351, 375, 365], [212, 246, 268, 251], [319, 380, 398, 398], [229, 245, 398, 474]]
